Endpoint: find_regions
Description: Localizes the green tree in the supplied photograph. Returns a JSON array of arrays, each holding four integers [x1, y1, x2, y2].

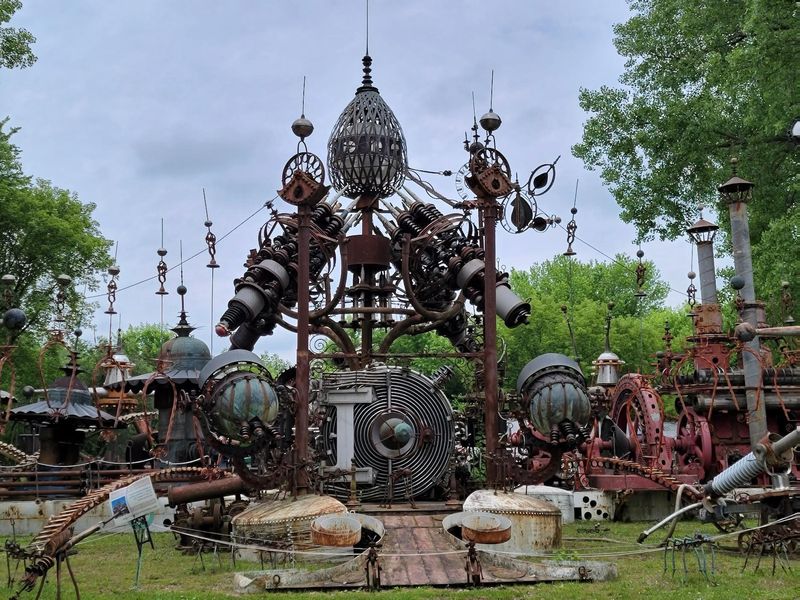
[[0, 122, 111, 335], [80, 324, 173, 379], [0, 0, 35, 69], [502, 255, 692, 382], [573, 0, 799, 244], [259, 351, 291, 379]]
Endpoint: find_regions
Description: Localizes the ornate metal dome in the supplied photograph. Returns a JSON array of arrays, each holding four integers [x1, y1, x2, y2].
[[327, 55, 407, 199]]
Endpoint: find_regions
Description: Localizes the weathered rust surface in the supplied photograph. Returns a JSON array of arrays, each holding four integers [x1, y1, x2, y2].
[[461, 512, 512, 545], [233, 508, 617, 592], [309, 514, 361, 547]]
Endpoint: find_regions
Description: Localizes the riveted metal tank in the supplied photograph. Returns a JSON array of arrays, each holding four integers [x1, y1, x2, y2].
[[463, 489, 562, 553], [231, 494, 347, 550], [516, 353, 590, 435]]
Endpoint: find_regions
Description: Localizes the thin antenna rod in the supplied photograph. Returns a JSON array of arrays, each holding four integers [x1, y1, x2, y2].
[[471, 92, 477, 125], [203, 188, 209, 221], [573, 179, 580, 208], [365, 0, 369, 55], [489, 70, 495, 111], [159, 218, 164, 331], [301, 76, 307, 117], [113, 241, 119, 261], [179, 240, 184, 285]]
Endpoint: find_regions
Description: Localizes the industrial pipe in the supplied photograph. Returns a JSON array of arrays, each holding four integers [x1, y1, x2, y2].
[[704, 427, 800, 498], [167, 475, 250, 506]]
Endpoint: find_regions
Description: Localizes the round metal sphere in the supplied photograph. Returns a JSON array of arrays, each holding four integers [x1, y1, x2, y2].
[[211, 373, 278, 439], [734, 322, 757, 343], [517, 353, 590, 434], [731, 275, 746, 291], [2, 308, 27, 331], [688, 271, 696, 280], [200, 350, 279, 442], [0, 274, 16, 287], [636, 249, 644, 259], [73, 328, 82, 338], [108, 265, 120, 277], [479, 110, 502, 133], [291, 116, 314, 139], [22, 385, 34, 399], [327, 89, 408, 199], [177, 284, 187, 296]]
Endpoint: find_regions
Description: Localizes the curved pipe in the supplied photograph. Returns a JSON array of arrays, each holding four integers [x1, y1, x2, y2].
[[310, 236, 349, 319], [637, 502, 702, 544], [400, 235, 466, 323], [378, 314, 426, 354]]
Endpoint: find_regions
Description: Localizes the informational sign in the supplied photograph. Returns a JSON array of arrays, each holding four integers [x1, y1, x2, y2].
[[108, 476, 160, 524]]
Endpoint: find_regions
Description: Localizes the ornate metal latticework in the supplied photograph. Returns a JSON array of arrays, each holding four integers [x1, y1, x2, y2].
[[327, 55, 407, 199]]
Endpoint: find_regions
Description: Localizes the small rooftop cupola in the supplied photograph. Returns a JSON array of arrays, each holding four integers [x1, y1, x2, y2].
[[327, 51, 408, 200], [593, 302, 624, 387]]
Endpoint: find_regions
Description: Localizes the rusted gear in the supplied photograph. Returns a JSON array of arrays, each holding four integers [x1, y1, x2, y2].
[[609, 374, 665, 467]]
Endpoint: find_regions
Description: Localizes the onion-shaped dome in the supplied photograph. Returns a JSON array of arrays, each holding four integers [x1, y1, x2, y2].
[[124, 311, 212, 391], [327, 55, 407, 199]]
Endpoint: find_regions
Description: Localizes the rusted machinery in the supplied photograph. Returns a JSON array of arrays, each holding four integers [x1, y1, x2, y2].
[[203, 49, 559, 502], [501, 166, 800, 525]]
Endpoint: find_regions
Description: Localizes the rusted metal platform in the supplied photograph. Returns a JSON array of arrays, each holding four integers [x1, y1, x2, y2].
[[233, 506, 616, 592]]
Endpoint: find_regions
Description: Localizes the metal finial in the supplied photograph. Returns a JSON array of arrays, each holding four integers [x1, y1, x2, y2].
[[604, 302, 614, 353], [634, 244, 647, 298], [301, 75, 307, 118], [361, 54, 373, 88], [489, 69, 494, 112]]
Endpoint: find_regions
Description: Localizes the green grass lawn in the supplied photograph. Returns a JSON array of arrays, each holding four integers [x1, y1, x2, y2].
[[2, 519, 798, 599]]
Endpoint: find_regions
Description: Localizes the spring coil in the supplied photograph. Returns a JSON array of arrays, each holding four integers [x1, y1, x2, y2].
[[550, 424, 561, 445], [709, 451, 764, 496]]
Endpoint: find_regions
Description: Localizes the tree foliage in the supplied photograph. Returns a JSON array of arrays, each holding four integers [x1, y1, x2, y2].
[[573, 0, 799, 244], [0, 121, 111, 335], [0, 0, 35, 70], [501, 256, 693, 382]]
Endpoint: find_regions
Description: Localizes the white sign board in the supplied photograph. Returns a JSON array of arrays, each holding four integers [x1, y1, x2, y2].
[[108, 476, 160, 524]]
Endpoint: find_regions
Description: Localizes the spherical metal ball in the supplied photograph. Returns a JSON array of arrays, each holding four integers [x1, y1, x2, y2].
[[734, 322, 757, 343], [688, 271, 696, 280], [211, 374, 279, 440], [636, 249, 644, 259], [177, 285, 187, 296], [2, 308, 26, 331], [204, 220, 213, 228], [468, 140, 485, 154], [516, 353, 590, 434], [479, 110, 502, 133], [291, 116, 314, 139], [730, 275, 746, 290], [73, 328, 82, 339], [56, 274, 72, 286], [108, 265, 120, 277], [0, 274, 16, 287], [22, 385, 34, 399]]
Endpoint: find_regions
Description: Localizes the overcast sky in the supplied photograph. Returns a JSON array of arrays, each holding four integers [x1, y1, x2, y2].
[[3, 1, 703, 363]]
